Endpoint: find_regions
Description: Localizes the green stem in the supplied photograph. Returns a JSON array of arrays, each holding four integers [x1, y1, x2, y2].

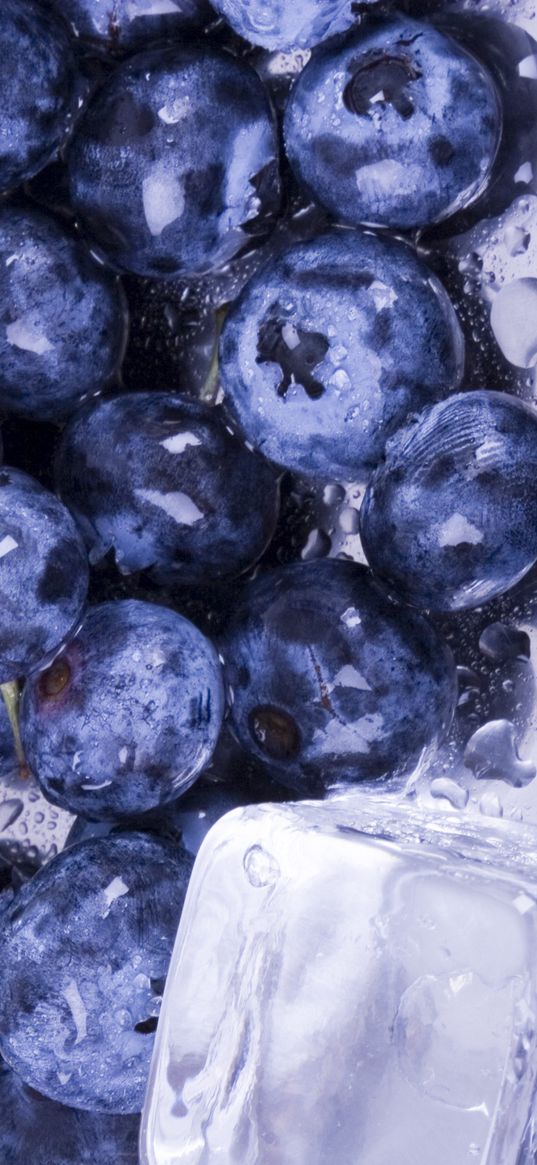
[[1, 680, 29, 779], [200, 306, 229, 403]]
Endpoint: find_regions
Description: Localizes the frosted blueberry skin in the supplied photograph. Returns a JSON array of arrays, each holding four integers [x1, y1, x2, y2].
[[0, 0, 79, 194], [61, 0, 211, 53], [0, 833, 193, 1113], [0, 1061, 139, 1164], [0, 467, 89, 683], [56, 393, 280, 586], [67, 44, 281, 279], [220, 228, 464, 481], [21, 599, 225, 820], [210, 0, 359, 51], [0, 206, 128, 423], [221, 559, 457, 791], [284, 16, 501, 230], [360, 391, 537, 613]]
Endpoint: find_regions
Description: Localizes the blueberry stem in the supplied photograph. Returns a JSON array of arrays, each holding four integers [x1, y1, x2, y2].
[[200, 306, 228, 403], [0, 681, 29, 780]]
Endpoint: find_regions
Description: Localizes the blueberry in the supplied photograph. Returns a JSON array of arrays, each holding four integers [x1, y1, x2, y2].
[[21, 599, 225, 820], [0, 205, 128, 423], [284, 16, 501, 230], [0, 832, 193, 1112], [55, 393, 280, 586], [210, 0, 359, 51], [220, 228, 464, 480], [0, 468, 88, 683], [0, 0, 79, 194], [0, 1060, 139, 1164], [221, 559, 457, 790], [67, 44, 281, 278], [360, 390, 537, 612], [61, 0, 211, 53]]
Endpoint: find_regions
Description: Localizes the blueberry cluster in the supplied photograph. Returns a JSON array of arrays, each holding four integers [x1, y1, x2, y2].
[[0, 0, 531, 1153]]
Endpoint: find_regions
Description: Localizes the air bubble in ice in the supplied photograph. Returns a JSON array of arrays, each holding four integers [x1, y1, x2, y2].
[[394, 971, 515, 1110], [464, 720, 536, 786], [243, 844, 280, 888], [478, 622, 531, 663]]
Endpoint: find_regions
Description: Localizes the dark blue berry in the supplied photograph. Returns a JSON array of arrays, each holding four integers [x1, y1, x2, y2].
[[221, 559, 457, 790], [0, 206, 128, 423], [360, 391, 537, 612], [55, 393, 280, 586], [0, 833, 193, 1112], [67, 44, 281, 278], [220, 228, 464, 480], [62, 0, 211, 53], [284, 16, 501, 229], [0, 468, 88, 683], [0, 1061, 139, 1164], [210, 0, 359, 51], [0, 0, 79, 194], [21, 599, 225, 820]]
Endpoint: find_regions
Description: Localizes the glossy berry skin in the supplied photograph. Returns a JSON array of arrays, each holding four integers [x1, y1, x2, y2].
[[0, 1061, 139, 1165], [220, 229, 464, 481], [61, 0, 211, 53], [0, 0, 79, 194], [56, 393, 280, 586], [0, 833, 193, 1113], [21, 599, 225, 820], [68, 44, 281, 279], [0, 468, 88, 683], [210, 0, 359, 51], [221, 559, 457, 791], [284, 16, 501, 230], [360, 391, 537, 612], [0, 206, 128, 423]]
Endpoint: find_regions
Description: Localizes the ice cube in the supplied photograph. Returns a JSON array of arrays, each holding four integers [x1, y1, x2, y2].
[[141, 794, 537, 1165]]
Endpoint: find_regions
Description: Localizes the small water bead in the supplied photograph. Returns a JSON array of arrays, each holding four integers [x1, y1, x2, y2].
[[243, 844, 281, 888]]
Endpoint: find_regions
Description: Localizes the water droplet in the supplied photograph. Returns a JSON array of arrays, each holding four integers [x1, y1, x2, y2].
[[464, 720, 536, 786], [0, 798, 24, 831], [338, 506, 360, 534], [478, 622, 530, 663], [323, 483, 345, 506], [300, 528, 331, 561], [243, 844, 280, 888], [430, 778, 469, 810]]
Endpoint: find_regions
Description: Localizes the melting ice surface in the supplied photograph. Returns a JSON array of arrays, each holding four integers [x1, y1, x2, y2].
[[141, 796, 537, 1165]]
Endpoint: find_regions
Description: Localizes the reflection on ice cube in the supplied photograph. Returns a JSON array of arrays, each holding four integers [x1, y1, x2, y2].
[[141, 796, 537, 1165]]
